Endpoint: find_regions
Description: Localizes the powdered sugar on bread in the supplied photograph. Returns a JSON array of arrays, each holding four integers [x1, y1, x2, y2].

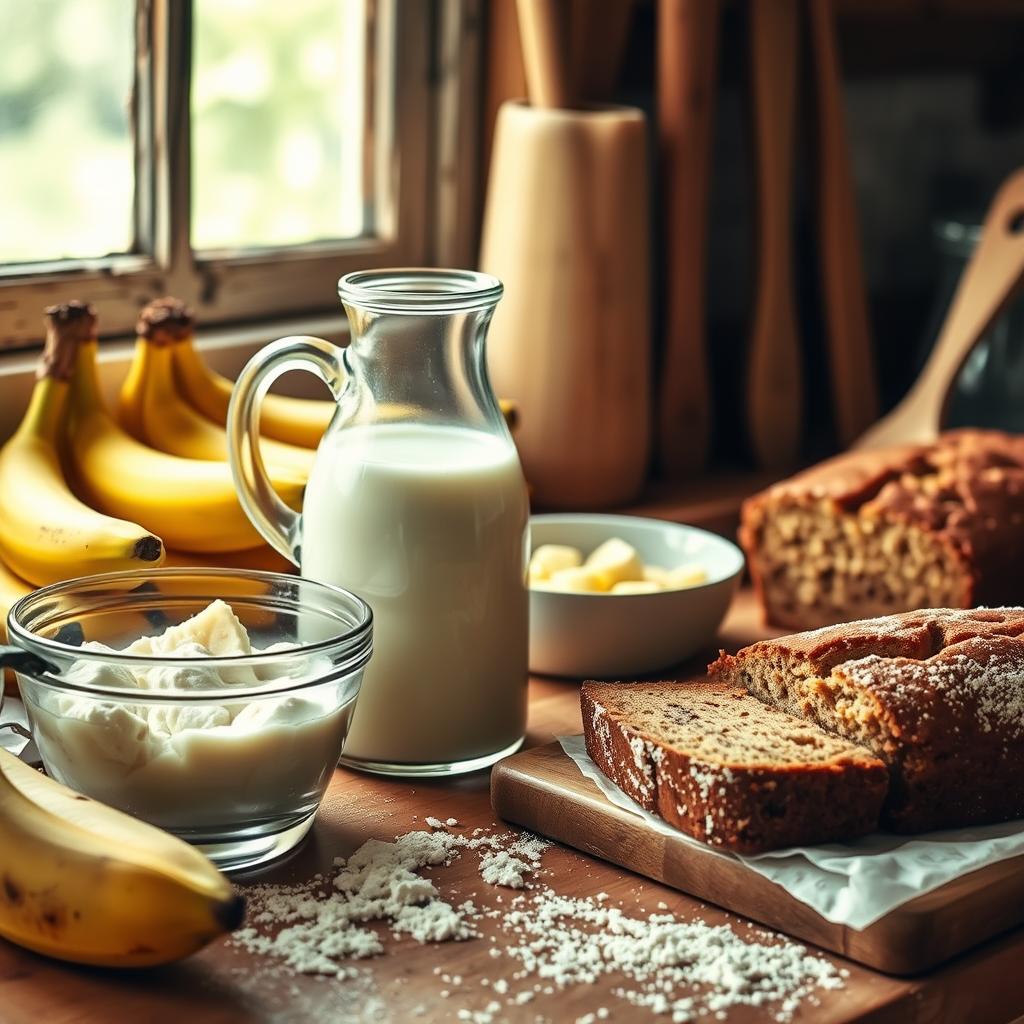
[[713, 607, 1024, 832], [582, 681, 887, 852]]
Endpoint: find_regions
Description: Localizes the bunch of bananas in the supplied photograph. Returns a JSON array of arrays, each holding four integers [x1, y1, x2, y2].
[[0, 299, 309, 663], [0, 296, 520, 651], [0, 743, 243, 966]]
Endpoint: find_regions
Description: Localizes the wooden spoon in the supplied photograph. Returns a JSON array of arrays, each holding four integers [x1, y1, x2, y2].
[[517, 0, 576, 109], [657, 0, 721, 477], [808, 0, 879, 447], [855, 167, 1024, 450], [747, 0, 802, 469]]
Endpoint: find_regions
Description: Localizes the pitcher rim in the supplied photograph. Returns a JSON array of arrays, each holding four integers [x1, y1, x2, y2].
[[338, 268, 503, 314]]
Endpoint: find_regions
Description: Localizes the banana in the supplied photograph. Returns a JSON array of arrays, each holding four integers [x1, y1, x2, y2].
[[170, 319, 521, 445], [0, 306, 164, 587], [0, 552, 33, 622], [120, 332, 315, 480], [172, 333, 336, 449], [537, 566, 613, 593], [0, 746, 243, 966], [66, 334, 303, 553], [609, 580, 663, 595], [0, 556, 32, 696], [162, 544, 295, 574], [528, 544, 583, 583], [584, 538, 645, 586]]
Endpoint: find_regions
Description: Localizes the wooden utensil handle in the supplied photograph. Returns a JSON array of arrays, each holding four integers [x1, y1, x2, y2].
[[517, 0, 575, 109], [855, 168, 1024, 450], [657, 0, 720, 478], [747, 0, 802, 469], [809, 0, 879, 446]]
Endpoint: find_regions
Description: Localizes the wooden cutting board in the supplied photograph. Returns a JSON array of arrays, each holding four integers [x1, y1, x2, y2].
[[491, 741, 1024, 976]]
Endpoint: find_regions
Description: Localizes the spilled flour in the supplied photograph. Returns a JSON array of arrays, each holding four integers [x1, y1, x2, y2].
[[230, 821, 845, 1022]]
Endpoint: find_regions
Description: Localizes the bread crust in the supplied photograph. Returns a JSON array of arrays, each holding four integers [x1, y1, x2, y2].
[[710, 607, 1024, 832], [581, 681, 888, 854], [741, 429, 1024, 629]]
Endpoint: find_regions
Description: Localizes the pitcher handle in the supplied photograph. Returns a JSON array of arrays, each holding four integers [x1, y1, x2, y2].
[[227, 336, 346, 565]]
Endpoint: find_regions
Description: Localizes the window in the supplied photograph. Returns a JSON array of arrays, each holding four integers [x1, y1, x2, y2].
[[191, 0, 368, 251], [0, 0, 136, 264], [0, 0, 482, 348]]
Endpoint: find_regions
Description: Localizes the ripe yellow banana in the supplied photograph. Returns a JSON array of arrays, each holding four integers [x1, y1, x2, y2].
[[172, 328, 520, 444], [0, 556, 30, 619], [0, 307, 164, 587], [0, 555, 32, 696], [162, 543, 295, 574], [66, 338, 303, 553], [172, 335, 336, 449], [0, 746, 243, 966], [119, 336, 315, 479]]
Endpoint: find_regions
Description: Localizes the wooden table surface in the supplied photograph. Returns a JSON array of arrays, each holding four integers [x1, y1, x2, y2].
[[1, 590, 1023, 1024]]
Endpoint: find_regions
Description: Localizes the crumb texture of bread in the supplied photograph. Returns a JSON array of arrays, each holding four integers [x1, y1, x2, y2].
[[711, 607, 1024, 832], [740, 429, 1024, 629], [581, 681, 888, 854]]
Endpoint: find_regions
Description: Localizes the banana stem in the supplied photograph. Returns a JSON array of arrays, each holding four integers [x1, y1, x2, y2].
[[41, 301, 96, 382], [138, 296, 194, 346]]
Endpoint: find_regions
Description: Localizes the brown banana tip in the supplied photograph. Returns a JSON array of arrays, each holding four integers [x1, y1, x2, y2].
[[134, 536, 164, 563], [45, 300, 96, 324], [137, 297, 195, 344], [215, 893, 246, 933], [40, 301, 97, 381]]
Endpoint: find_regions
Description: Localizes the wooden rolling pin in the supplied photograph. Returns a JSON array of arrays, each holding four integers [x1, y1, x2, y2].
[[657, 0, 720, 478], [747, 0, 802, 469], [855, 168, 1024, 450]]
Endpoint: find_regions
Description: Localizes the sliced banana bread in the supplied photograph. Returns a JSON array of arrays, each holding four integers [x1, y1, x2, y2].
[[740, 429, 1024, 629], [710, 607, 1024, 832], [581, 680, 888, 853]]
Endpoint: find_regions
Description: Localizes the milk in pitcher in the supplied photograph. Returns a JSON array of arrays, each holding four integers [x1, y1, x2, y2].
[[301, 421, 529, 771]]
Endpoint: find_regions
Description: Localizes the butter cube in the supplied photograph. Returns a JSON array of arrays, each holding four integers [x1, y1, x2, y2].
[[540, 566, 612, 593], [528, 544, 583, 582], [666, 566, 708, 590], [642, 565, 671, 586], [584, 538, 644, 585], [610, 580, 663, 595]]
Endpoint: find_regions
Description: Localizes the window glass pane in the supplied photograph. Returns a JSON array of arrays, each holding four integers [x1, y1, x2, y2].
[[192, 0, 366, 252], [0, 0, 135, 264]]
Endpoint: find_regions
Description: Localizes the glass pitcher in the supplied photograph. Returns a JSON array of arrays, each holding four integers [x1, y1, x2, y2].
[[227, 269, 529, 777]]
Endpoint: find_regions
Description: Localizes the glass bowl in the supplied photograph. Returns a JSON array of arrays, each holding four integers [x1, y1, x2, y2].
[[7, 568, 372, 873]]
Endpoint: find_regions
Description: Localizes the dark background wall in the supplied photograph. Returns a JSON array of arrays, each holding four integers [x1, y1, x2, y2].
[[615, 1, 1024, 467]]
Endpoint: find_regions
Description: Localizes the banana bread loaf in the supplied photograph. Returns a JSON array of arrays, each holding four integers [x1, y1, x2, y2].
[[581, 680, 888, 853], [740, 429, 1024, 629], [710, 606, 1024, 832]]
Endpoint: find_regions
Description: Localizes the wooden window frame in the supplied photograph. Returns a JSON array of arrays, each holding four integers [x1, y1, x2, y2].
[[0, 0, 483, 349]]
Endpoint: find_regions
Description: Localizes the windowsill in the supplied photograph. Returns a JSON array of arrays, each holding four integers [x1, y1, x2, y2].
[[0, 315, 774, 537], [0, 311, 348, 440]]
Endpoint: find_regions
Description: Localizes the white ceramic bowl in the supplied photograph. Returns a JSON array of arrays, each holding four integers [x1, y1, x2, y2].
[[529, 513, 744, 678]]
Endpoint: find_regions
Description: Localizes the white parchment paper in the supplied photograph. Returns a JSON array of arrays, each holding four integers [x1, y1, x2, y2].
[[559, 734, 1024, 929]]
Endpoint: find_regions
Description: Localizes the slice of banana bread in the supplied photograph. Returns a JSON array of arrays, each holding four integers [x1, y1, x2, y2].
[[581, 680, 888, 853], [710, 607, 1024, 832], [740, 429, 1024, 629]]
